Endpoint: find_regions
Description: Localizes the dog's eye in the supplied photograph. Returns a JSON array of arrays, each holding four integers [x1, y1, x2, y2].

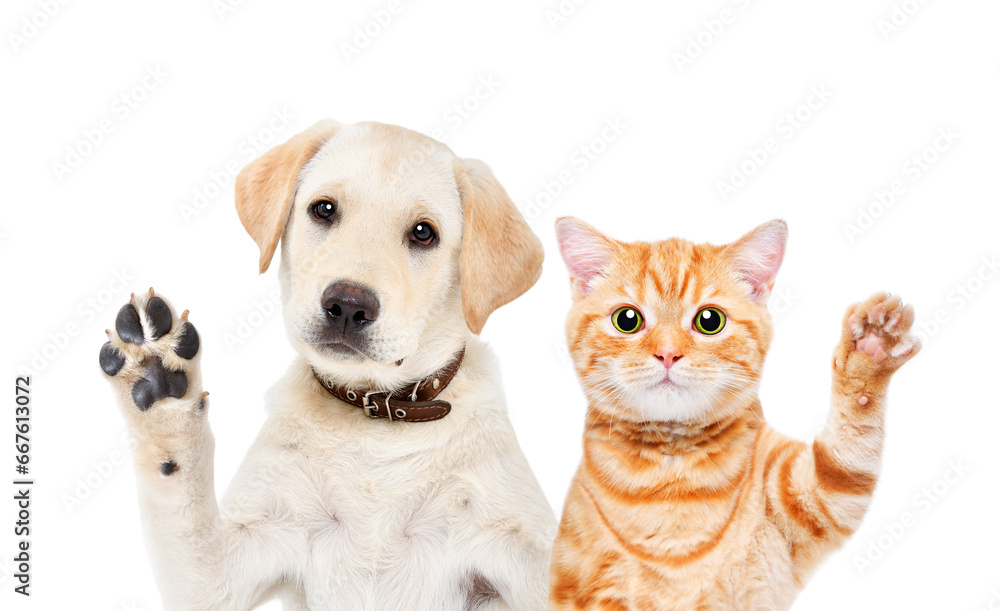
[[310, 199, 337, 221], [410, 222, 437, 246]]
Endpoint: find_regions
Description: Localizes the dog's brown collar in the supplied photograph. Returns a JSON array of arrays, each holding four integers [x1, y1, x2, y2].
[[313, 349, 465, 423]]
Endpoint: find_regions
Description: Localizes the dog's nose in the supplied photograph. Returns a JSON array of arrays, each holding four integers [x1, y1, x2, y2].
[[321, 282, 380, 327]]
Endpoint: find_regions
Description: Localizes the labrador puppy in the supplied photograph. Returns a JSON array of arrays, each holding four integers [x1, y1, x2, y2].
[[98, 120, 556, 610]]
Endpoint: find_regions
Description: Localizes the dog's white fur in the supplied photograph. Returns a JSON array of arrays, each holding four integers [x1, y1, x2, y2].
[[105, 120, 556, 609]]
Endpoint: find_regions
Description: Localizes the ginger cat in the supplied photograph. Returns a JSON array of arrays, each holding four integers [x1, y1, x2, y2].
[[548, 218, 919, 610]]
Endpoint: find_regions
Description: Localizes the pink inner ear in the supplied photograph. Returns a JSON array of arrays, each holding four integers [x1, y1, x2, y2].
[[730, 221, 787, 302], [555, 218, 613, 295]]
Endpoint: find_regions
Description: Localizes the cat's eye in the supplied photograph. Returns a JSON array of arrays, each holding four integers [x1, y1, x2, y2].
[[694, 307, 727, 335], [611, 306, 643, 334]]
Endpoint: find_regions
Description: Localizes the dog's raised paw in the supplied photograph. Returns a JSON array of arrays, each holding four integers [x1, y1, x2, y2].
[[100, 288, 201, 413]]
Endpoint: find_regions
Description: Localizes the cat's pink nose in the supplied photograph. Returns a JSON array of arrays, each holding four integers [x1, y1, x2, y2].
[[654, 350, 682, 369]]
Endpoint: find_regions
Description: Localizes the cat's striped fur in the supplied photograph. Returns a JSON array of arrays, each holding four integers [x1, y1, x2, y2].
[[549, 218, 919, 610]]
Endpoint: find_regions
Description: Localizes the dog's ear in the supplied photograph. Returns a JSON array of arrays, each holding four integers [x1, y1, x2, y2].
[[235, 119, 341, 273], [455, 158, 544, 335]]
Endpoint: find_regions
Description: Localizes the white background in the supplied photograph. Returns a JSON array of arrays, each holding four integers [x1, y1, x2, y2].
[[2, 0, 999, 609]]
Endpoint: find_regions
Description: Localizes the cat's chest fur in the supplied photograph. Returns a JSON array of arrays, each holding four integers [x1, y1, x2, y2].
[[572, 423, 801, 608]]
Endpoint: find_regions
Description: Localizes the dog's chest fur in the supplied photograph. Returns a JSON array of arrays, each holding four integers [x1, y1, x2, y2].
[[300, 459, 478, 607], [245, 363, 511, 609]]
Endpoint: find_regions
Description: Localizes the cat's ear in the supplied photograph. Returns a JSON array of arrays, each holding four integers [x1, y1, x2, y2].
[[726, 219, 788, 302], [555, 217, 619, 298]]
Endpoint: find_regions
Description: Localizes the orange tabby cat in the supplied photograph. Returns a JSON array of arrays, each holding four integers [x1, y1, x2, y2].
[[549, 218, 919, 610]]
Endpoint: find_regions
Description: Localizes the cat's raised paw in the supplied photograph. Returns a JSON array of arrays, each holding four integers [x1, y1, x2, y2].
[[840, 292, 920, 375]]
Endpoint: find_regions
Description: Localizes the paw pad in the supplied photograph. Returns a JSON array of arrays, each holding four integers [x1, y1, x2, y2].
[[844, 292, 920, 369], [99, 288, 200, 412], [99, 342, 126, 376], [146, 295, 173, 339], [131, 356, 188, 411], [855, 334, 889, 364], [116, 303, 145, 344], [174, 322, 200, 360]]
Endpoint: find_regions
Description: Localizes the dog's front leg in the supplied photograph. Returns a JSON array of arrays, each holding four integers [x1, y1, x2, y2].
[[460, 444, 557, 611], [464, 505, 555, 611], [99, 290, 273, 610]]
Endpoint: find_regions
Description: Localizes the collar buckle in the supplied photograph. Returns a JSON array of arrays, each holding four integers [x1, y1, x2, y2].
[[362, 393, 380, 418]]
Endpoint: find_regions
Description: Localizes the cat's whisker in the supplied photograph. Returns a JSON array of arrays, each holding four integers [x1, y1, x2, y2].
[[711, 367, 766, 421], [577, 373, 635, 442]]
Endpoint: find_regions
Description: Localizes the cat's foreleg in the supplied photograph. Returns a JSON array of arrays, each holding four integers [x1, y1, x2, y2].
[[764, 292, 919, 575], [813, 292, 919, 524]]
